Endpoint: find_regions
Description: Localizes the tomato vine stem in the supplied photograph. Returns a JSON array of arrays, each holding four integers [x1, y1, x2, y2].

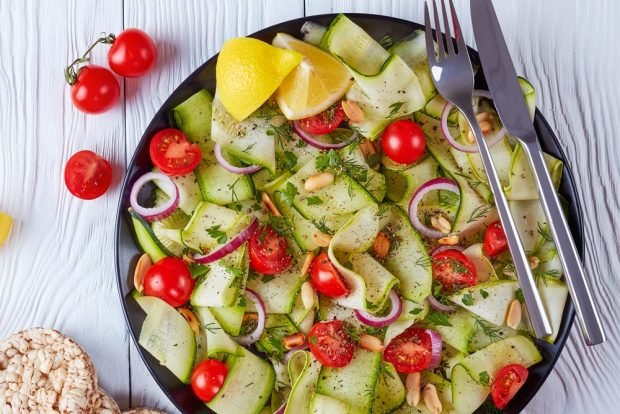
[[64, 33, 116, 85]]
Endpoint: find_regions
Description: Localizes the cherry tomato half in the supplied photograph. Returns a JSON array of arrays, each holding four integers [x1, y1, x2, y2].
[[296, 104, 345, 135], [491, 364, 529, 409], [309, 251, 349, 298], [149, 128, 201, 176], [190, 359, 229, 403], [432, 249, 477, 293], [248, 226, 293, 275], [383, 326, 433, 373], [308, 320, 354, 368], [108, 28, 157, 78], [70, 65, 120, 114], [143, 257, 195, 307], [483, 221, 508, 257], [64, 150, 113, 200], [381, 119, 426, 165]]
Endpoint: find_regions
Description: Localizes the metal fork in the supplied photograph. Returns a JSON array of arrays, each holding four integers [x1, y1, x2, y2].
[[423, 0, 553, 337]]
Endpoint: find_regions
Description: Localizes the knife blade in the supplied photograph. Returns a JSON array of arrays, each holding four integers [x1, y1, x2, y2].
[[470, 0, 606, 345], [470, 0, 536, 141]]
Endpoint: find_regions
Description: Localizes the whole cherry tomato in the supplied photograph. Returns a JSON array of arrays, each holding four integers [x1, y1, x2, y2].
[[69, 65, 120, 114], [190, 359, 229, 403], [381, 119, 426, 165], [108, 28, 157, 77], [143, 257, 195, 307]]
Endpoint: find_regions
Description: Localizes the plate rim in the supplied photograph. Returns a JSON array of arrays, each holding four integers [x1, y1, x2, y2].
[[115, 12, 579, 414]]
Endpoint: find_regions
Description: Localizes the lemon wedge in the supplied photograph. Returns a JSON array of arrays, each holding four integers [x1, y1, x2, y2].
[[0, 212, 13, 246], [272, 33, 353, 120], [216, 37, 303, 121]]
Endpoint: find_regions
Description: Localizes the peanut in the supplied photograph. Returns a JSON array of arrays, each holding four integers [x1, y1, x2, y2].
[[300, 281, 316, 310], [430, 215, 452, 234], [359, 334, 384, 353], [529, 256, 540, 270], [406, 373, 421, 406], [312, 231, 332, 247], [301, 252, 315, 276], [373, 232, 391, 259], [438, 235, 459, 245], [506, 298, 523, 329], [282, 332, 306, 350], [422, 383, 443, 414], [133, 253, 152, 293], [304, 172, 334, 192], [262, 192, 281, 217], [341, 99, 365, 123], [178, 308, 200, 336]]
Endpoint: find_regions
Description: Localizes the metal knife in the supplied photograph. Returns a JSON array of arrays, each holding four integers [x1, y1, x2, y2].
[[470, 0, 606, 345]]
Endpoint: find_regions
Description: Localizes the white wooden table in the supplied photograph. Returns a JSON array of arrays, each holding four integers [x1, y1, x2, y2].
[[1, 1, 618, 412]]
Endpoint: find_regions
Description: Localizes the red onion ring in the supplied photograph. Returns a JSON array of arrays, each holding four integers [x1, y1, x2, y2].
[[274, 402, 287, 414], [354, 290, 403, 328], [194, 218, 259, 264], [440, 89, 507, 153], [425, 329, 443, 369], [238, 288, 266, 346], [408, 178, 460, 239], [283, 344, 310, 364], [292, 123, 357, 150], [129, 172, 179, 222], [214, 143, 262, 174], [430, 245, 465, 256], [427, 295, 457, 313]]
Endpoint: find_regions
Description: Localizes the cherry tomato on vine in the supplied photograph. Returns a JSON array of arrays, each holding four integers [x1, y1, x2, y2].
[[296, 104, 345, 135], [248, 226, 293, 275], [69, 65, 120, 114], [190, 359, 229, 403], [491, 364, 529, 409], [309, 251, 349, 298], [308, 320, 354, 368], [431, 249, 477, 292], [149, 128, 201, 176], [64, 150, 113, 200], [143, 257, 195, 307], [383, 326, 433, 373], [108, 28, 157, 77], [381, 119, 426, 165], [483, 221, 508, 257]]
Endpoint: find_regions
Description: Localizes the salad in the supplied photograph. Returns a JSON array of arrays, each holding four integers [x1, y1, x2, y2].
[[128, 14, 569, 414]]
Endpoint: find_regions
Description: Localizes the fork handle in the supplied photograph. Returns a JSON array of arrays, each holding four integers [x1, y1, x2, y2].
[[521, 141, 606, 345], [464, 109, 553, 337]]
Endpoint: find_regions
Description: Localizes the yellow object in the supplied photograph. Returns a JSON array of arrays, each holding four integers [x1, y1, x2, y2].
[[0, 212, 13, 246], [272, 33, 353, 120], [216, 37, 303, 121]]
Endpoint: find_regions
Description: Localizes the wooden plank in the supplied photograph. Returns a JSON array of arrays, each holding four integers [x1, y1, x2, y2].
[[123, 1, 304, 411], [0, 0, 129, 408], [306, 1, 620, 413]]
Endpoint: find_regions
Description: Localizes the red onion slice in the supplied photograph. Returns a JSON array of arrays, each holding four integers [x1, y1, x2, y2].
[[292, 123, 357, 150], [427, 295, 457, 313], [238, 288, 267, 346], [129, 172, 179, 222], [440, 89, 506, 153], [214, 143, 262, 175], [425, 329, 443, 369], [408, 178, 460, 239], [354, 290, 403, 328], [194, 218, 259, 264], [273, 402, 287, 414], [283, 344, 310, 364], [430, 245, 465, 256]]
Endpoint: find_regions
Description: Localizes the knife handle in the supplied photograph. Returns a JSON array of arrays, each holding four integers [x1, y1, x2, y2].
[[522, 142, 606, 345], [464, 109, 553, 338]]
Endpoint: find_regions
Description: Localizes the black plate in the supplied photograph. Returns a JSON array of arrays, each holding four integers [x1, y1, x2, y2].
[[115, 13, 579, 414]]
